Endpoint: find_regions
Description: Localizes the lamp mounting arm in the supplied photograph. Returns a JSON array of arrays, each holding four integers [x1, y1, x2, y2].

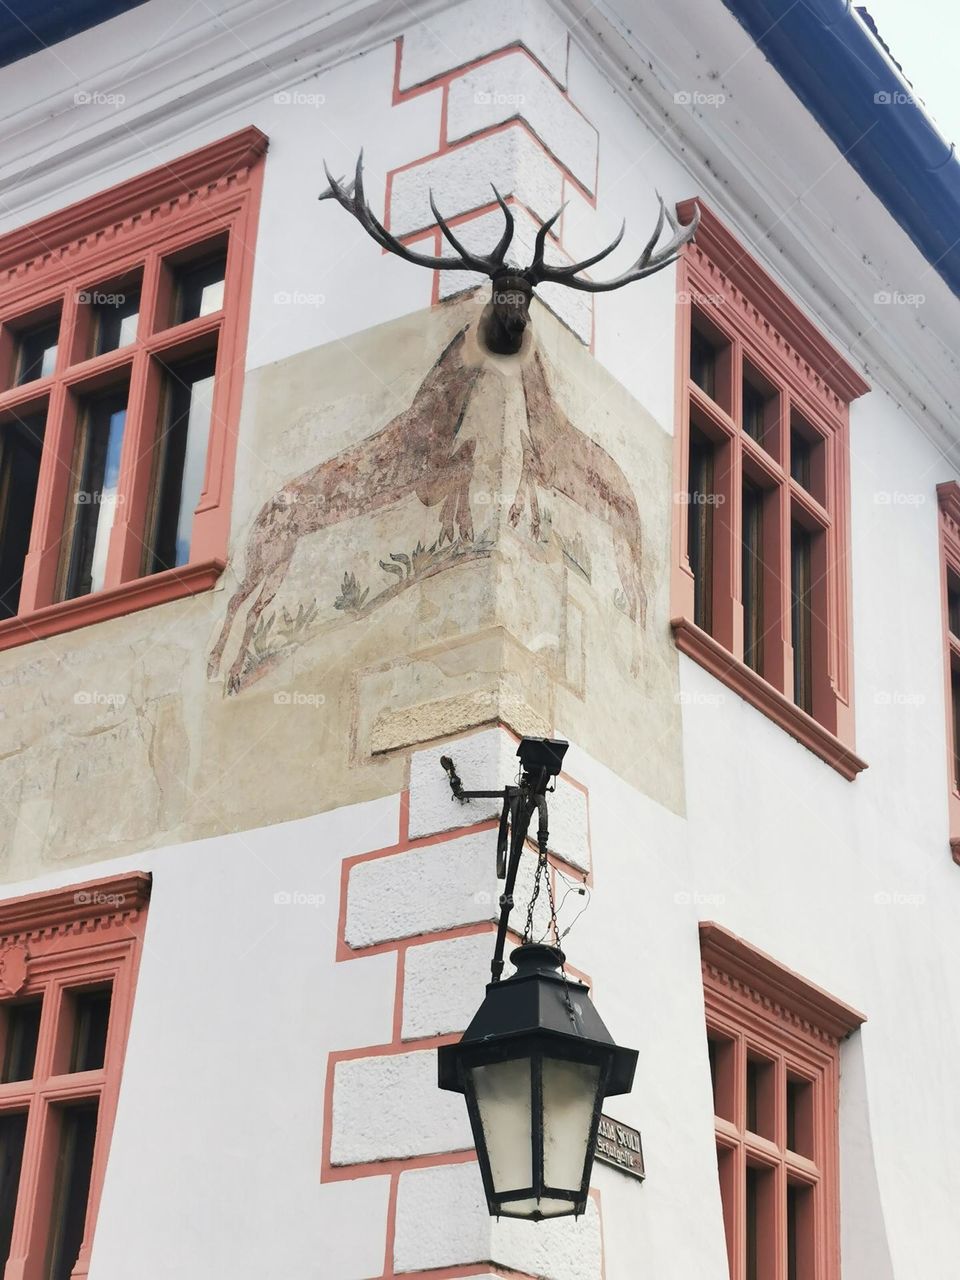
[[439, 737, 569, 983]]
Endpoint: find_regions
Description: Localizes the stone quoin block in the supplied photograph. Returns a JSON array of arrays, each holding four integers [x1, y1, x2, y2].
[[408, 727, 517, 839], [434, 204, 592, 345], [545, 775, 591, 874], [398, 0, 569, 92], [393, 1162, 603, 1279], [401, 931, 497, 1039], [447, 52, 598, 195], [330, 1050, 472, 1164], [389, 128, 565, 237], [344, 830, 496, 947]]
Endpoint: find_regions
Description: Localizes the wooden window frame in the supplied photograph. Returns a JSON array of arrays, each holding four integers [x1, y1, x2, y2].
[[0, 127, 267, 651], [672, 201, 870, 780], [0, 872, 150, 1279], [700, 923, 865, 1280], [936, 482, 960, 862]]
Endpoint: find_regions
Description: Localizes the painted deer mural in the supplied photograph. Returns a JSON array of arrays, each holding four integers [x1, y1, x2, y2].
[[513, 349, 648, 627], [208, 326, 480, 690], [209, 157, 697, 691]]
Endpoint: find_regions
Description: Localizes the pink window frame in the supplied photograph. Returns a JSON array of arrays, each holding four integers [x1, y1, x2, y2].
[[0, 871, 150, 1280], [936, 482, 960, 861], [671, 200, 870, 779], [700, 922, 865, 1280], [0, 127, 267, 651]]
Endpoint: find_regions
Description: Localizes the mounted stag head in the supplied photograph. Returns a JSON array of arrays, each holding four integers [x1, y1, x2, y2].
[[319, 154, 700, 356]]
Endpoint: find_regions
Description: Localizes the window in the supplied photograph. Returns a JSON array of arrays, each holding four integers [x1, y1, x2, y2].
[[700, 923, 864, 1280], [0, 127, 267, 652], [0, 872, 149, 1280], [937, 483, 960, 861], [672, 201, 869, 779]]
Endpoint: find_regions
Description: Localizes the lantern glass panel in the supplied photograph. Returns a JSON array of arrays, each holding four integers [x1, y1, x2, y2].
[[471, 1058, 532, 1194], [542, 1058, 600, 1190]]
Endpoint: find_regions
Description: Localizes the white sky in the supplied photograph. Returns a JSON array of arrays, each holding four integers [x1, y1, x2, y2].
[[859, 0, 960, 145]]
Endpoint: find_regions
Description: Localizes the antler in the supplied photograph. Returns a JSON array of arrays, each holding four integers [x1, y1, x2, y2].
[[525, 195, 700, 292], [320, 152, 517, 278]]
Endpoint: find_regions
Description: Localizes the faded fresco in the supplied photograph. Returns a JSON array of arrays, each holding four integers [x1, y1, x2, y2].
[[0, 294, 683, 875]]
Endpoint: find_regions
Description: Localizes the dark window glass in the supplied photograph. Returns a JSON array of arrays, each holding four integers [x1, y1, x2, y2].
[[2, 1000, 42, 1083], [62, 389, 128, 600], [91, 288, 140, 356], [174, 254, 226, 324], [16, 322, 58, 385], [707, 1033, 735, 1121], [46, 1103, 98, 1280], [791, 526, 813, 713], [948, 571, 960, 638], [745, 1053, 775, 1139], [0, 415, 44, 619], [742, 378, 766, 444], [952, 667, 960, 790], [790, 430, 812, 489], [690, 326, 717, 399], [786, 1075, 814, 1157], [69, 990, 111, 1074], [688, 426, 715, 633], [0, 1112, 27, 1270], [787, 1181, 814, 1280], [742, 481, 764, 674], [145, 355, 216, 573]]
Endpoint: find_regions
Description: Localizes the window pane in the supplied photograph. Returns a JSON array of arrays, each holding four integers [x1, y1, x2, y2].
[[145, 355, 216, 573], [791, 526, 813, 713], [948, 571, 960, 638], [0, 414, 45, 619], [787, 1181, 815, 1280], [16, 321, 59, 385], [786, 1074, 815, 1157], [690, 326, 717, 399], [745, 1052, 775, 1139], [90, 288, 140, 356], [951, 667, 960, 791], [69, 989, 111, 1074], [174, 253, 226, 324], [742, 481, 764, 674], [1, 999, 42, 1083], [707, 1031, 736, 1122], [688, 426, 715, 633], [0, 1112, 27, 1270], [745, 1164, 776, 1280], [62, 389, 128, 600], [46, 1103, 98, 1280]]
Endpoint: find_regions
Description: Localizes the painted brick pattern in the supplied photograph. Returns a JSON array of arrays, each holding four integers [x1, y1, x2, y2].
[[397, 0, 570, 90], [446, 51, 598, 194], [330, 1049, 472, 1163], [393, 1162, 603, 1279]]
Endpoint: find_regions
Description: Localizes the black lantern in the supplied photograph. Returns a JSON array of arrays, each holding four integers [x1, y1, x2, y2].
[[438, 943, 637, 1220], [436, 737, 639, 1221]]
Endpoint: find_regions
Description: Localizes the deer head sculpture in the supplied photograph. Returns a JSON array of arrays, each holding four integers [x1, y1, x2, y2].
[[320, 154, 700, 356]]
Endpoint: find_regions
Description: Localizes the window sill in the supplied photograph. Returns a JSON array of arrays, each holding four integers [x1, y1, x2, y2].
[[0, 559, 224, 652], [672, 616, 867, 781]]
